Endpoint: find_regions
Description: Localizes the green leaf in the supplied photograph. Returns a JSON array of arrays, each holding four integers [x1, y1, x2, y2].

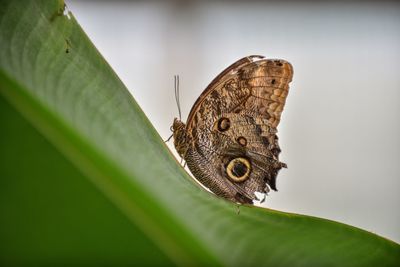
[[0, 1, 399, 266]]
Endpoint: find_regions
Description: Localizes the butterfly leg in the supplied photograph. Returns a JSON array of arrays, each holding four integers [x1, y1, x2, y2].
[[236, 204, 241, 215], [164, 134, 173, 143], [178, 157, 187, 168]]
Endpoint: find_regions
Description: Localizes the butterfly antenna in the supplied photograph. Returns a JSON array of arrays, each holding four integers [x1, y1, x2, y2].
[[174, 75, 182, 121]]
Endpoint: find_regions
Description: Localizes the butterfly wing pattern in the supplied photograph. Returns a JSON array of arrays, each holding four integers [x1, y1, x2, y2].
[[173, 55, 293, 204]]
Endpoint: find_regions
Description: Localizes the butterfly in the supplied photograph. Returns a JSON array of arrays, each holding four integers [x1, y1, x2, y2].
[[172, 55, 293, 204]]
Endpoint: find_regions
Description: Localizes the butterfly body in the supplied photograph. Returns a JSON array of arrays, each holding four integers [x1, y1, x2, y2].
[[173, 55, 293, 204]]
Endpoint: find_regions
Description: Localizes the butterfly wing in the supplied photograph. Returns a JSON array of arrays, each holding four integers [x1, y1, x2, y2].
[[182, 55, 293, 203], [187, 55, 293, 130]]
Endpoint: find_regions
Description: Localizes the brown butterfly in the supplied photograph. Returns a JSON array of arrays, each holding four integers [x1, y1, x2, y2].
[[172, 55, 293, 204]]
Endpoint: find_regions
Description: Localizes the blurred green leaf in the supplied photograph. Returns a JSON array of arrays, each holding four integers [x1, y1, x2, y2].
[[0, 1, 399, 266]]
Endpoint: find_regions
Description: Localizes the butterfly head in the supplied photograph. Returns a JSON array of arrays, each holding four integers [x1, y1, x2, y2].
[[172, 118, 189, 158]]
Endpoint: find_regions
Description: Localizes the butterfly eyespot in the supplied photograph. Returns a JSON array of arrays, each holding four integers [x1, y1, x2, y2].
[[236, 136, 247, 147], [217, 117, 230, 132], [226, 157, 251, 182]]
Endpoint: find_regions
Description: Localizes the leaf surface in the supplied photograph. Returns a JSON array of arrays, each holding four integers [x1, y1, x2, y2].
[[0, 1, 399, 266]]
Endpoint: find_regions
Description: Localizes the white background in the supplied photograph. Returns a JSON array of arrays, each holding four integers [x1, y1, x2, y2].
[[67, 0, 400, 243]]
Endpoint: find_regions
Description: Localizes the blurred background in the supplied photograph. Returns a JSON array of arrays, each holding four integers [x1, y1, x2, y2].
[[67, 0, 400, 243]]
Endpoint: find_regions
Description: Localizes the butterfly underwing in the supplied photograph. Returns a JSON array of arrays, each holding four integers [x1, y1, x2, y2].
[[173, 55, 293, 204]]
